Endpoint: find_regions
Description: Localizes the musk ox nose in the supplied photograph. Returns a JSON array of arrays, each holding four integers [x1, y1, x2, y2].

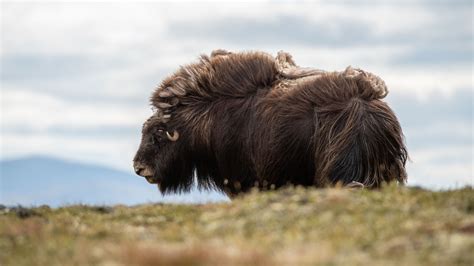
[[133, 161, 146, 175], [134, 164, 144, 175], [133, 161, 154, 178]]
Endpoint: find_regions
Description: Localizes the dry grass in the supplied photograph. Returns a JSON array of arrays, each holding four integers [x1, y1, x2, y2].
[[1, 185, 473, 266]]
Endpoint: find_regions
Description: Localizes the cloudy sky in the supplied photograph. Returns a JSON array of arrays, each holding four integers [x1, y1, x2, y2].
[[1, 1, 472, 191]]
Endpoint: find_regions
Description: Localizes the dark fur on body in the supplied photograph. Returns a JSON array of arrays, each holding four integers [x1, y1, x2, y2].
[[133, 51, 408, 197]]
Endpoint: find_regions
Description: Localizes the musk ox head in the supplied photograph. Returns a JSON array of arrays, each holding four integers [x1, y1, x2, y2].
[[132, 111, 194, 194], [133, 54, 223, 194]]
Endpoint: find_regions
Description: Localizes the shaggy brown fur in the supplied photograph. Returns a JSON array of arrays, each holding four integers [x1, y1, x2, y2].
[[133, 50, 407, 197]]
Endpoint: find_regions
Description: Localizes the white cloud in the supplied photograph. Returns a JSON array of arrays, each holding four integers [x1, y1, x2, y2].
[[382, 68, 473, 98], [404, 121, 472, 140], [1, 89, 150, 131], [407, 162, 472, 189], [407, 146, 473, 189], [1, 3, 168, 56], [2, 2, 470, 97]]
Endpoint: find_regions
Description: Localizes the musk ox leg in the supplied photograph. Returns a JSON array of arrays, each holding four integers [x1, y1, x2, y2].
[[342, 66, 388, 99]]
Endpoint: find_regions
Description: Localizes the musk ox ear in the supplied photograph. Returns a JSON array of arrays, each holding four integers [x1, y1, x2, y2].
[[166, 130, 179, 141]]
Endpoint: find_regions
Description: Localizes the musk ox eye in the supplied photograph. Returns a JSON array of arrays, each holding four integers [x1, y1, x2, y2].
[[150, 129, 166, 145]]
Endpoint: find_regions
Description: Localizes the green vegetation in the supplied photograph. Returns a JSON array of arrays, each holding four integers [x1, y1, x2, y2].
[[1, 185, 473, 266]]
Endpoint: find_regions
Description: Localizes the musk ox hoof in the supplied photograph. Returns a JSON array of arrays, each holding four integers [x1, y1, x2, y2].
[[345, 181, 365, 189]]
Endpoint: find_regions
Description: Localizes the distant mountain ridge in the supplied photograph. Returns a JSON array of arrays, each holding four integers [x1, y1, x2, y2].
[[0, 155, 227, 207]]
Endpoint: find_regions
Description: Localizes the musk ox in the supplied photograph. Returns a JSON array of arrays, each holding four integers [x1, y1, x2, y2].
[[133, 50, 407, 197]]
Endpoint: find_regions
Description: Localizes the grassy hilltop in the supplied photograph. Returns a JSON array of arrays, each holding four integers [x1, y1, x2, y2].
[[1, 186, 473, 266]]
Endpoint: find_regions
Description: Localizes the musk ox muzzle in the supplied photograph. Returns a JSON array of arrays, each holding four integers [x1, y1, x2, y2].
[[133, 161, 157, 184]]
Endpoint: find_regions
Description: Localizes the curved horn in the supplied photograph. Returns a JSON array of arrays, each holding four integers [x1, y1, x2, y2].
[[166, 130, 179, 141]]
